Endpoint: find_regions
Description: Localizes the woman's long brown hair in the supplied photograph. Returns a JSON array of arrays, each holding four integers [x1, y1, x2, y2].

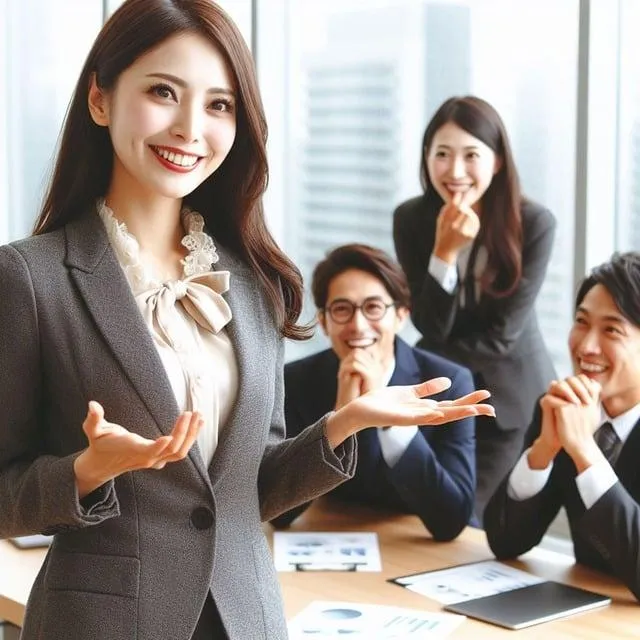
[[420, 95, 524, 298], [33, 0, 309, 340]]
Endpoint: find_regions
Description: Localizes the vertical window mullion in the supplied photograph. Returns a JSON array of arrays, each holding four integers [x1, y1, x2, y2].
[[574, 0, 619, 291]]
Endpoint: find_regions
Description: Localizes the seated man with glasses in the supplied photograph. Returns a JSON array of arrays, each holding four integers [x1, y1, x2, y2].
[[484, 252, 640, 600], [271, 244, 477, 540]]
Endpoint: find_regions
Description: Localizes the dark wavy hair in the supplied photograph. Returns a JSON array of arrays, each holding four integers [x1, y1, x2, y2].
[[32, 0, 308, 340], [311, 243, 411, 311], [420, 95, 524, 298], [575, 252, 640, 327]]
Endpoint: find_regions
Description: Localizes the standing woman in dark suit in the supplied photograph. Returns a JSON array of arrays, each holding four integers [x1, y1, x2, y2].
[[0, 4, 494, 640], [393, 96, 557, 521]]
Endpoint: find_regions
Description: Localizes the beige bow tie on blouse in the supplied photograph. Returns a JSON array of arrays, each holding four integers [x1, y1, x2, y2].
[[135, 270, 232, 349]]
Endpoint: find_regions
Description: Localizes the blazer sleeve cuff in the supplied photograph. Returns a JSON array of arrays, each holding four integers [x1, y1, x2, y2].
[[77, 480, 118, 517], [41, 452, 120, 536], [321, 420, 357, 477]]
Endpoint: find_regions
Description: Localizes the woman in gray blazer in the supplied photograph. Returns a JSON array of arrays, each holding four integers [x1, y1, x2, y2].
[[0, 3, 494, 639], [393, 96, 557, 523]]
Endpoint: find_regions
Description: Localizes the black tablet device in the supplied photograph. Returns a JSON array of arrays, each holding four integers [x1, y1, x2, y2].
[[444, 580, 611, 630]]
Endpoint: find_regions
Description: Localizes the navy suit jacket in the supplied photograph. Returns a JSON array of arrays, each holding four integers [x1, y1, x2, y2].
[[484, 402, 640, 600], [272, 337, 476, 541]]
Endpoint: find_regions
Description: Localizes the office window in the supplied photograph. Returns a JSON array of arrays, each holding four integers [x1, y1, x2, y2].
[[275, 0, 579, 370], [1, 1, 103, 243], [615, 0, 640, 251]]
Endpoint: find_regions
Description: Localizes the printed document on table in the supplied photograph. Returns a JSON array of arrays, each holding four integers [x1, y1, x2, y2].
[[391, 560, 545, 605], [273, 531, 382, 572], [288, 600, 466, 639]]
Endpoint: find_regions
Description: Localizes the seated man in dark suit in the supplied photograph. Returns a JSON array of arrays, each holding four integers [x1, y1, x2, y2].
[[484, 251, 640, 600], [272, 244, 477, 540]]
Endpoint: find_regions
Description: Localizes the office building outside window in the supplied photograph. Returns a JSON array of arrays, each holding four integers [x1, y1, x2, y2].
[[281, 0, 578, 373]]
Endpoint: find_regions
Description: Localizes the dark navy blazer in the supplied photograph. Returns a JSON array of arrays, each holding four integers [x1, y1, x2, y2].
[[273, 337, 476, 541]]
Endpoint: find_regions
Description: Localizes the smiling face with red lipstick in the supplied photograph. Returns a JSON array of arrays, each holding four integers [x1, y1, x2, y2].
[[88, 31, 237, 202]]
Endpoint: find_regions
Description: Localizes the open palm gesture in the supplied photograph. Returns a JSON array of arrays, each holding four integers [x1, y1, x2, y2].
[[351, 377, 494, 427], [326, 377, 494, 447], [73, 401, 202, 498]]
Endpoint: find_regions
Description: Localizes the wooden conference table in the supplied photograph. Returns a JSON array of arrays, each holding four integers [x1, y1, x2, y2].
[[1, 497, 638, 638], [271, 498, 640, 639]]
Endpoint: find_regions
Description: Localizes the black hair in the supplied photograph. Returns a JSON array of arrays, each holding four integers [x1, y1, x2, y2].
[[575, 251, 640, 327]]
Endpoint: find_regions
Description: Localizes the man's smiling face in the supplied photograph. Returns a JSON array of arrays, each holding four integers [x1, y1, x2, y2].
[[319, 268, 408, 368], [569, 283, 640, 415]]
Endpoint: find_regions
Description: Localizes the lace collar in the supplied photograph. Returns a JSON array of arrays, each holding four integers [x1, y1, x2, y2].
[[97, 199, 220, 294]]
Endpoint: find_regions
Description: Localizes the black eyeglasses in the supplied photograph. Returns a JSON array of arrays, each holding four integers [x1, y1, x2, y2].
[[324, 297, 396, 324]]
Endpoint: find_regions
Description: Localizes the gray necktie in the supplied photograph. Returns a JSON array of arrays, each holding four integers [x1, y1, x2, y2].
[[594, 422, 622, 466]]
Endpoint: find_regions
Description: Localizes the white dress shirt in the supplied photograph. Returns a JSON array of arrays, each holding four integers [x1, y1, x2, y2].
[[99, 201, 239, 467], [508, 403, 640, 509], [376, 360, 419, 467]]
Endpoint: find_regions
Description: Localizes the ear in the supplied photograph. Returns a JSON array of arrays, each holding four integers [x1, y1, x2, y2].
[[317, 310, 328, 335], [88, 73, 110, 127], [493, 154, 503, 176], [394, 306, 410, 332]]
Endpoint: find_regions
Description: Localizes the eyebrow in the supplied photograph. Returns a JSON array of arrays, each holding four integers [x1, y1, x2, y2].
[[146, 72, 235, 96], [576, 306, 626, 323], [328, 296, 389, 304], [435, 144, 480, 150]]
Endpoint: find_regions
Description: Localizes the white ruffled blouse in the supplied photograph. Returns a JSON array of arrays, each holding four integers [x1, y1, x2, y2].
[[98, 200, 238, 466]]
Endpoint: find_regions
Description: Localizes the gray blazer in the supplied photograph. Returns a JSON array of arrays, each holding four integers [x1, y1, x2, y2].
[[0, 211, 356, 640], [393, 195, 557, 433]]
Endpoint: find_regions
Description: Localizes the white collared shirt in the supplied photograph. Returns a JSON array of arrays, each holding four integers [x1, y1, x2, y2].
[[376, 359, 419, 467], [508, 402, 640, 509]]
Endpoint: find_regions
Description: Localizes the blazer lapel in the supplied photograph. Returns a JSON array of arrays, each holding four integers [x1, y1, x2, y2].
[[206, 244, 273, 482], [389, 338, 421, 387], [64, 211, 212, 485]]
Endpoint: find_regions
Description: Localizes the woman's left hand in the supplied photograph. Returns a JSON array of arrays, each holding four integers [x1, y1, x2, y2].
[[325, 376, 494, 448]]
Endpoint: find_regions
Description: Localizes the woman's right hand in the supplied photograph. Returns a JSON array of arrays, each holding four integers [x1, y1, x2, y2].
[[73, 401, 202, 498], [433, 191, 480, 263]]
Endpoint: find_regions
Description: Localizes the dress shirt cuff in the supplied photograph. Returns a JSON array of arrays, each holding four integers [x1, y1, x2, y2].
[[377, 426, 419, 467], [575, 459, 618, 510], [507, 448, 553, 501], [428, 254, 458, 294]]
